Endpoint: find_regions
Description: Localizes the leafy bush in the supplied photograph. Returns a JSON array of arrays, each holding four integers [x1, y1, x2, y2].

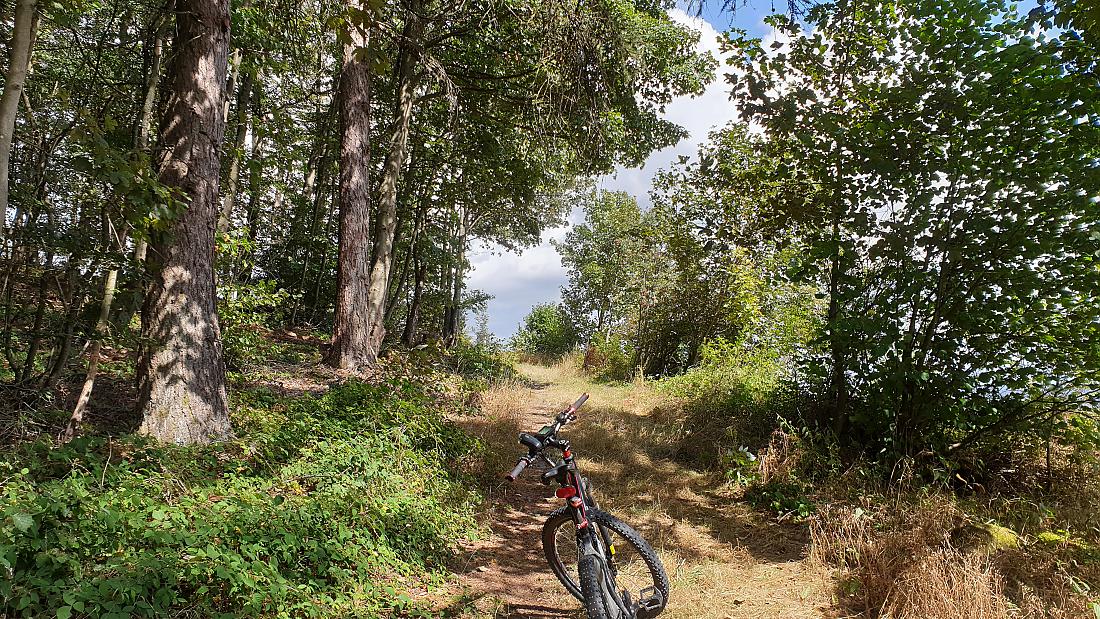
[[660, 337, 799, 467], [0, 379, 477, 618], [445, 341, 516, 385], [511, 303, 578, 360], [582, 333, 636, 382], [218, 280, 292, 369], [745, 479, 815, 520]]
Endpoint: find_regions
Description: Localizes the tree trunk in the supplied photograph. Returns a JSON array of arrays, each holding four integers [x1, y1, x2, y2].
[[443, 211, 467, 347], [361, 13, 423, 359], [242, 75, 265, 280], [0, 0, 37, 244], [117, 8, 167, 329], [43, 265, 84, 390], [402, 247, 427, 346], [444, 261, 464, 347], [827, 214, 849, 440], [386, 194, 425, 323], [137, 0, 233, 444], [217, 60, 252, 235], [136, 2, 170, 153], [325, 15, 374, 370], [66, 253, 122, 440]]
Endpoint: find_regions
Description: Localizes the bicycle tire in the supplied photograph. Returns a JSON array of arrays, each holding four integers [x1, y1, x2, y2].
[[542, 507, 670, 618], [579, 553, 622, 619]]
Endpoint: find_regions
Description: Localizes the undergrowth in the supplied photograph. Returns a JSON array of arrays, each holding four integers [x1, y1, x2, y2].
[[649, 339, 1100, 616], [0, 378, 479, 618]]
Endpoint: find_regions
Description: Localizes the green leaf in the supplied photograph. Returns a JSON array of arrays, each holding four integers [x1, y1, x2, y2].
[[11, 513, 32, 533], [57, 606, 72, 619]]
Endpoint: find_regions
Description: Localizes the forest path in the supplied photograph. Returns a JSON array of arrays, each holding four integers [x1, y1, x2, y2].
[[447, 363, 836, 619]]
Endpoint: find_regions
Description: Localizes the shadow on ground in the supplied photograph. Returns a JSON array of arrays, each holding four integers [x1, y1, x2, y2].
[[448, 370, 832, 618]]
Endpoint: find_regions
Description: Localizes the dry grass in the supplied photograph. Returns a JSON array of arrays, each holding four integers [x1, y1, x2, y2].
[[460, 378, 530, 486], [462, 360, 833, 619], [882, 550, 1011, 619], [810, 500, 1006, 617], [811, 499, 1095, 619], [456, 360, 1099, 619], [757, 429, 799, 486]]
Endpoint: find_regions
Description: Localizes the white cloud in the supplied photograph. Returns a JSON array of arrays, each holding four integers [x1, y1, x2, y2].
[[468, 10, 739, 339]]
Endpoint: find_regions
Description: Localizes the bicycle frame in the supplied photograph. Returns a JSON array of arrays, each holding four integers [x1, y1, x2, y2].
[[543, 438, 623, 592]]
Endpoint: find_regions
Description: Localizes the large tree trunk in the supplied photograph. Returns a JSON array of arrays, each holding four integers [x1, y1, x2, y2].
[[361, 13, 424, 359], [0, 0, 38, 244], [137, 0, 233, 444], [325, 15, 374, 370]]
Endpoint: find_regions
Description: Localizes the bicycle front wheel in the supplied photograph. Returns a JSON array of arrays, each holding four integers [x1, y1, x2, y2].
[[542, 507, 669, 618]]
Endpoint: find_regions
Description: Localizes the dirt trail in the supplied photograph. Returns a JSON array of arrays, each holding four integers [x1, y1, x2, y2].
[[451, 364, 836, 619]]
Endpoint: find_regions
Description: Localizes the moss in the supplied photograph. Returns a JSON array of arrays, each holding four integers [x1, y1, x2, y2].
[[978, 523, 1020, 550], [1037, 530, 1072, 545]]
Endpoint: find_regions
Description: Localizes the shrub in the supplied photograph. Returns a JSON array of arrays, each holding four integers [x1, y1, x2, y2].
[[0, 379, 477, 618], [582, 333, 636, 382], [660, 337, 800, 467], [445, 341, 516, 384], [511, 303, 578, 360], [218, 279, 292, 369]]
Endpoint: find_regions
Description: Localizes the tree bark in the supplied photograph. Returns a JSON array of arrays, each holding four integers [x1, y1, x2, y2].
[[325, 14, 374, 370], [361, 13, 424, 359], [443, 209, 467, 347], [0, 0, 38, 244], [136, 2, 170, 153], [118, 5, 168, 328], [242, 75, 265, 280], [827, 211, 849, 440], [386, 192, 425, 323], [137, 0, 233, 444]]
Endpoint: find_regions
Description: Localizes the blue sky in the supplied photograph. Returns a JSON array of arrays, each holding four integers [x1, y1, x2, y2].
[[466, 3, 783, 341]]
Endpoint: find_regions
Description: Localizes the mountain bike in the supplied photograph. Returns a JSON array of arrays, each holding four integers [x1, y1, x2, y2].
[[506, 393, 670, 619]]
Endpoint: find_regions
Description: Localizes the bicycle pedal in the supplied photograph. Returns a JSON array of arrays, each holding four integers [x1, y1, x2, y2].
[[637, 586, 664, 612]]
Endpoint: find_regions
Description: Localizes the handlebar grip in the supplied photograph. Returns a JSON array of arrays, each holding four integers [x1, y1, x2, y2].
[[570, 393, 589, 412], [506, 457, 531, 481]]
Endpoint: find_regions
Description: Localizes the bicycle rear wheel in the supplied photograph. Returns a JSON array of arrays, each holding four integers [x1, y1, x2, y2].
[[542, 507, 669, 618]]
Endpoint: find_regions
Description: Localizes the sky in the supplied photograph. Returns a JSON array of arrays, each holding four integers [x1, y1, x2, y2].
[[467, 3, 783, 341]]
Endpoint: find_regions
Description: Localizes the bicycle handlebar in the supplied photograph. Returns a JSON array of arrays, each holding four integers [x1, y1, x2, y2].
[[505, 393, 589, 481], [506, 456, 532, 481]]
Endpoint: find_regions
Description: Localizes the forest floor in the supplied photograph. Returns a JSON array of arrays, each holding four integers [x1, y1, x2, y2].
[[445, 362, 837, 619]]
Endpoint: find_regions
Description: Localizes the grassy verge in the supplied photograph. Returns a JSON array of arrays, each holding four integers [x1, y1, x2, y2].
[[528, 353, 1100, 618], [659, 357, 1100, 618], [1, 365, 482, 618]]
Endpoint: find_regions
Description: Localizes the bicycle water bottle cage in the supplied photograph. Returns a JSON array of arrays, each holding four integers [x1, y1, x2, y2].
[[519, 433, 543, 453]]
